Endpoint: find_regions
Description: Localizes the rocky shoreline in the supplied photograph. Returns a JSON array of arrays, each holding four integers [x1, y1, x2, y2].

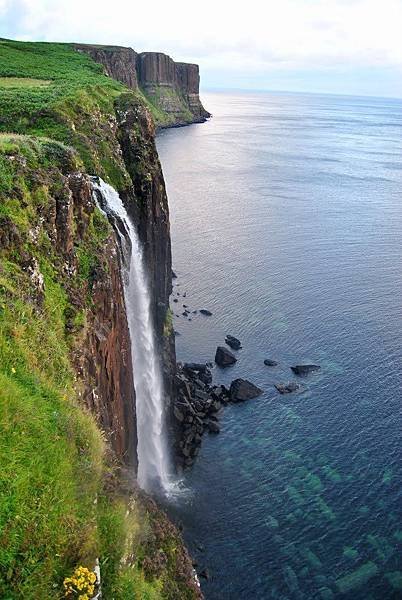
[[171, 276, 321, 470], [173, 361, 262, 470]]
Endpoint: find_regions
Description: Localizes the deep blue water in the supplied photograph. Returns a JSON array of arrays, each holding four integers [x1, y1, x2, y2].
[[156, 91, 402, 600]]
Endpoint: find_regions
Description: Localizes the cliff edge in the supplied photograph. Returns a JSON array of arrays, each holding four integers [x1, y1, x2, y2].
[[76, 43, 211, 128]]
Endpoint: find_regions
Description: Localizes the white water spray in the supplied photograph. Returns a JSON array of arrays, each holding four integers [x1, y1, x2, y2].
[[92, 178, 171, 494]]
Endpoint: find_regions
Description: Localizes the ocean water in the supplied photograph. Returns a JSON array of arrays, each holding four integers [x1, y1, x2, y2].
[[156, 91, 402, 599]]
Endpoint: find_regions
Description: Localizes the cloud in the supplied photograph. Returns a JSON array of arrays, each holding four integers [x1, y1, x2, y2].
[[1, 0, 402, 95]]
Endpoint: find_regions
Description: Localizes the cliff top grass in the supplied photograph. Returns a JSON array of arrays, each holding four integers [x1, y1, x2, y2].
[[0, 39, 133, 187], [0, 39, 123, 126]]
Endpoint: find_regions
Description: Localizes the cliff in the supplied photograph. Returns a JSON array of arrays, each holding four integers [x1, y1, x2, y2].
[[76, 44, 210, 128], [75, 43, 139, 90], [0, 39, 201, 598]]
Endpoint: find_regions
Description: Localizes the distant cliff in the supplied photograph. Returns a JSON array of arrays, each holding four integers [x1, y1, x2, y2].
[[75, 44, 210, 128]]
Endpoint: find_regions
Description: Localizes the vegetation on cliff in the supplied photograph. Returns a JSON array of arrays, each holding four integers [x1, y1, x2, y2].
[[0, 40, 199, 599]]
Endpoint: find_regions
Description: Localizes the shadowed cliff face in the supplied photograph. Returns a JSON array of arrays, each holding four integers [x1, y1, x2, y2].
[[57, 173, 138, 466], [114, 93, 177, 415]]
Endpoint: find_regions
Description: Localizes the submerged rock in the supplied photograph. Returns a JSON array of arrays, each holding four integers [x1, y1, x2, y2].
[[336, 561, 378, 594], [275, 381, 303, 394], [207, 420, 220, 434], [230, 378, 263, 402], [225, 335, 242, 350], [264, 359, 278, 366], [291, 364, 320, 376], [215, 346, 237, 367], [198, 569, 210, 580], [200, 309, 212, 316]]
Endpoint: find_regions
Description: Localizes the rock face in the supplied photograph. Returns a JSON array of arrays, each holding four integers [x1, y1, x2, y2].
[[113, 93, 177, 442], [137, 53, 210, 126], [67, 174, 138, 466], [76, 45, 210, 128], [175, 62, 210, 120], [75, 44, 139, 89]]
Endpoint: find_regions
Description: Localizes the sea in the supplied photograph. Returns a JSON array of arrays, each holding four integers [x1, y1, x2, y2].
[[156, 90, 402, 600]]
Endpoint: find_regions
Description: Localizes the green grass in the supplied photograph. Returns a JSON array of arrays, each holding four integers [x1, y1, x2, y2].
[[97, 496, 163, 600], [0, 77, 51, 88], [0, 40, 132, 188], [141, 87, 194, 128], [0, 138, 105, 597]]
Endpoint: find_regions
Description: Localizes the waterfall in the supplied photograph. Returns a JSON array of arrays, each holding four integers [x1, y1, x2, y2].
[[92, 178, 171, 494]]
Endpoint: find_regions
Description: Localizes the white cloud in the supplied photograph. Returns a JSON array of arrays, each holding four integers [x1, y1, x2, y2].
[[2, 0, 402, 95]]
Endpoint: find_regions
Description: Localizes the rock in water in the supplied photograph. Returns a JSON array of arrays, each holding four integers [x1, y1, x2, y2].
[[207, 420, 220, 434], [198, 569, 210, 581], [200, 309, 212, 316], [291, 364, 320, 376], [215, 346, 237, 367], [264, 359, 278, 366], [184, 362, 209, 373], [275, 381, 303, 394], [225, 335, 242, 350], [230, 378, 263, 402]]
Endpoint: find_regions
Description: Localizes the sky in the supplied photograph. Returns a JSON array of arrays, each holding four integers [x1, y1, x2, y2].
[[1, 0, 402, 98]]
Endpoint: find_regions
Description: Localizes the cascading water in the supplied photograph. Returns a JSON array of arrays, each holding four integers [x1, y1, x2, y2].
[[92, 178, 171, 494]]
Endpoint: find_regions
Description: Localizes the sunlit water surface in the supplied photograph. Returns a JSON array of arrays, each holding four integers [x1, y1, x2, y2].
[[157, 91, 402, 600]]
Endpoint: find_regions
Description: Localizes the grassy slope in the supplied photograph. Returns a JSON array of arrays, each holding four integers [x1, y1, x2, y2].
[[0, 41, 195, 599]]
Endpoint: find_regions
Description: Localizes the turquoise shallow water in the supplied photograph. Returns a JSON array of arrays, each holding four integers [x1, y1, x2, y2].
[[157, 91, 402, 599]]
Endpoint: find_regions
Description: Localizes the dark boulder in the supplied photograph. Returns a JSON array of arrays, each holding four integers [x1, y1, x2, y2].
[[198, 369, 212, 385], [172, 270, 177, 279], [230, 378, 263, 402], [225, 335, 242, 350], [275, 381, 303, 394], [264, 359, 278, 366], [200, 309, 212, 316], [291, 364, 320, 376], [215, 346, 237, 367], [184, 362, 208, 373]]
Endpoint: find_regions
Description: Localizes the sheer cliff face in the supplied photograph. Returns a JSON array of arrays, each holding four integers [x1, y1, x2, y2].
[[77, 93, 176, 463], [77, 44, 210, 127], [137, 52, 210, 123], [114, 94, 176, 404], [75, 44, 139, 89], [175, 62, 210, 119], [55, 173, 138, 467]]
